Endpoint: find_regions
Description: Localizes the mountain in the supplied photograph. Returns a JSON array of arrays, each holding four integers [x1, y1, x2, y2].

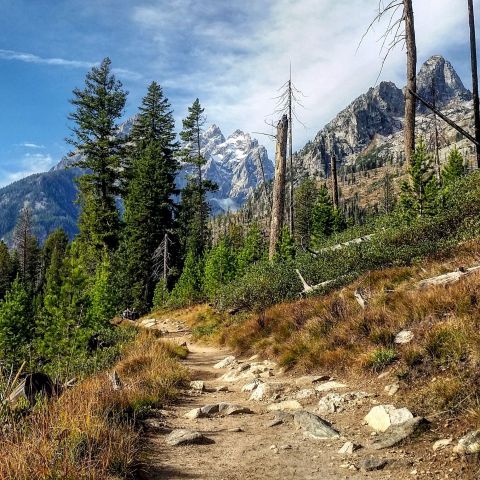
[[0, 123, 272, 243], [295, 55, 474, 177]]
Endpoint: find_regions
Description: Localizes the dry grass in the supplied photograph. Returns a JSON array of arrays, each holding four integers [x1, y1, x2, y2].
[[0, 330, 188, 480]]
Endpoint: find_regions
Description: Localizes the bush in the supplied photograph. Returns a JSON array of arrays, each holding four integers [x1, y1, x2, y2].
[[363, 347, 398, 372]]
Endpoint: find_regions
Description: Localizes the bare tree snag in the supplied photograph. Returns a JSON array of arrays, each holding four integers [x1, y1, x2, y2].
[[330, 153, 339, 209], [295, 269, 336, 295], [269, 114, 288, 260], [404, 0, 417, 165], [417, 264, 480, 289], [468, 0, 480, 167], [288, 66, 295, 236]]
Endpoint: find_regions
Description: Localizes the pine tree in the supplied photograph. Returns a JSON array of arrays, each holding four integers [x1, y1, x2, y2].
[[38, 229, 69, 293], [120, 82, 178, 311], [442, 146, 465, 185], [67, 58, 127, 253], [0, 241, 15, 301], [0, 277, 32, 367], [203, 238, 236, 299], [179, 99, 218, 258], [294, 177, 318, 248], [276, 227, 296, 262], [169, 249, 204, 306], [400, 138, 438, 217], [236, 224, 266, 276], [312, 184, 335, 242]]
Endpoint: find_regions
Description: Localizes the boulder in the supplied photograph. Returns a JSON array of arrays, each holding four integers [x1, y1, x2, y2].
[[364, 405, 414, 432], [166, 429, 214, 446], [267, 400, 302, 411], [453, 430, 480, 454], [184, 408, 203, 419], [200, 404, 220, 416], [213, 355, 237, 369], [370, 417, 430, 449], [318, 391, 370, 413], [241, 379, 264, 393], [294, 410, 340, 439], [249, 383, 272, 401], [315, 381, 347, 392], [218, 402, 253, 416], [395, 330, 414, 344]]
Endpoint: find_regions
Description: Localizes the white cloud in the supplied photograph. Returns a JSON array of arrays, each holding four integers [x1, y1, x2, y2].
[[0, 153, 55, 187], [19, 143, 45, 149], [132, 0, 472, 157]]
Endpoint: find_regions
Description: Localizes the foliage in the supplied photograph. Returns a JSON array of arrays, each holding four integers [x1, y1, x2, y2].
[[203, 238, 237, 300]]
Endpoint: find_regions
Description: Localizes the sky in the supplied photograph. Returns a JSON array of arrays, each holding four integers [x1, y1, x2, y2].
[[0, 0, 477, 187]]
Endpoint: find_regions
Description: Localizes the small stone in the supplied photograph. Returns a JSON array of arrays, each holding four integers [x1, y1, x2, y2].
[[280, 444, 292, 450], [216, 385, 228, 392], [228, 427, 244, 432], [385, 384, 400, 396], [184, 408, 203, 419], [249, 383, 272, 401], [360, 457, 388, 472], [378, 371, 391, 379], [267, 419, 284, 427], [218, 402, 253, 416], [189, 380, 205, 391], [241, 378, 264, 392], [166, 429, 214, 446], [295, 388, 317, 400], [315, 381, 347, 392], [213, 355, 237, 369], [338, 441, 360, 455], [395, 330, 414, 344], [433, 438, 452, 451], [453, 430, 480, 454], [267, 400, 302, 411], [294, 410, 340, 440]]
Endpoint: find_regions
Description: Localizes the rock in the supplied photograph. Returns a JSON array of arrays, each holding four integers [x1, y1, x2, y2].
[[280, 444, 292, 450], [213, 355, 237, 369], [384, 384, 399, 396], [166, 429, 214, 446], [295, 388, 317, 400], [200, 404, 220, 416], [267, 419, 284, 427], [262, 360, 277, 369], [218, 402, 253, 416], [433, 438, 452, 451], [293, 410, 340, 440], [318, 391, 370, 413], [248, 354, 260, 361], [220, 370, 254, 382], [228, 427, 244, 432], [249, 383, 272, 401], [359, 457, 388, 472], [295, 375, 331, 385], [184, 408, 203, 419], [241, 378, 264, 392], [216, 385, 228, 392], [364, 405, 414, 432], [370, 417, 430, 450], [189, 381, 205, 391], [267, 400, 302, 411], [453, 430, 480, 454], [142, 418, 170, 432], [315, 381, 347, 392], [338, 441, 360, 455], [260, 370, 274, 378], [395, 330, 414, 344]]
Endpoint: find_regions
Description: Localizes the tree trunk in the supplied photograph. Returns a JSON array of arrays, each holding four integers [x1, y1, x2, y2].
[[404, 0, 417, 165], [468, 0, 480, 168], [288, 76, 294, 236], [330, 153, 339, 209], [269, 115, 288, 260]]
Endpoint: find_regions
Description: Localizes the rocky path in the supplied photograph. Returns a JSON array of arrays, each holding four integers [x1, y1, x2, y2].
[[135, 318, 473, 480]]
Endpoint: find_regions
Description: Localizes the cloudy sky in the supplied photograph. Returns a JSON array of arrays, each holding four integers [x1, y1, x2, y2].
[[0, 0, 477, 186]]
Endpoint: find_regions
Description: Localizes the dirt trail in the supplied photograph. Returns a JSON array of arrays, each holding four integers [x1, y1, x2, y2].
[[135, 318, 459, 480]]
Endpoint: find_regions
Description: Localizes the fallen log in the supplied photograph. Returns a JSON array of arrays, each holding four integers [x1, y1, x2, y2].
[[416, 265, 480, 289], [295, 269, 336, 295], [308, 234, 375, 256]]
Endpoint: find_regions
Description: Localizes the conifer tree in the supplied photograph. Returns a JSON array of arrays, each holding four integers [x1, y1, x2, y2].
[[0, 241, 15, 301], [120, 82, 178, 311], [203, 238, 236, 299], [236, 224, 266, 276], [441, 146, 465, 185], [312, 184, 335, 242], [67, 58, 127, 254], [400, 138, 438, 217], [294, 177, 318, 247]]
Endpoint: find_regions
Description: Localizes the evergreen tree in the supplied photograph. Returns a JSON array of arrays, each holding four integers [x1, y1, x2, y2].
[[67, 58, 127, 253], [179, 100, 218, 257], [0, 277, 32, 367], [120, 82, 178, 311], [0, 241, 15, 301], [236, 224, 266, 276], [39, 229, 69, 292], [169, 249, 204, 306], [88, 253, 116, 326], [442, 146, 465, 185], [276, 227, 296, 262], [312, 184, 335, 242], [294, 177, 318, 248], [400, 138, 438, 217], [203, 238, 236, 299]]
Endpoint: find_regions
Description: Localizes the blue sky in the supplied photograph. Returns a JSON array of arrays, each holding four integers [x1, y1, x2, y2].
[[0, 0, 477, 186]]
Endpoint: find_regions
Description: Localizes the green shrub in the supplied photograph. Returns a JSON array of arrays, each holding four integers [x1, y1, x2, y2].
[[363, 348, 397, 372]]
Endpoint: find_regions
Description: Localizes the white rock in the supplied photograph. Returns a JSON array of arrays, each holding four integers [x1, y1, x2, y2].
[[384, 384, 399, 396], [184, 408, 203, 419], [433, 438, 452, 451], [241, 379, 264, 392], [213, 355, 237, 369], [189, 380, 205, 391], [295, 388, 317, 400], [315, 381, 347, 392], [249, 383, 272, 401], [338, 441, 359, 455], [453, 431, 480, 454], [395, 330, 414, 344], [364, 405, 414, 432], [267, 400, 302, 411]]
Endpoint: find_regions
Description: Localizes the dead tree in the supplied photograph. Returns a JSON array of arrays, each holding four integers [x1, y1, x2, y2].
[[330, 153, 339, 209], [361, 1, 417, 164], [269, 115, 288, 260], [152, 233, 171, 282], [404, 0, 417, 165], [468, 0, 480, 167]]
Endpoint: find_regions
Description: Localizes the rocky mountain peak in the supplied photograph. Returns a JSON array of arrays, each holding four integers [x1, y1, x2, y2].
[[416, 55, 471, 110]]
